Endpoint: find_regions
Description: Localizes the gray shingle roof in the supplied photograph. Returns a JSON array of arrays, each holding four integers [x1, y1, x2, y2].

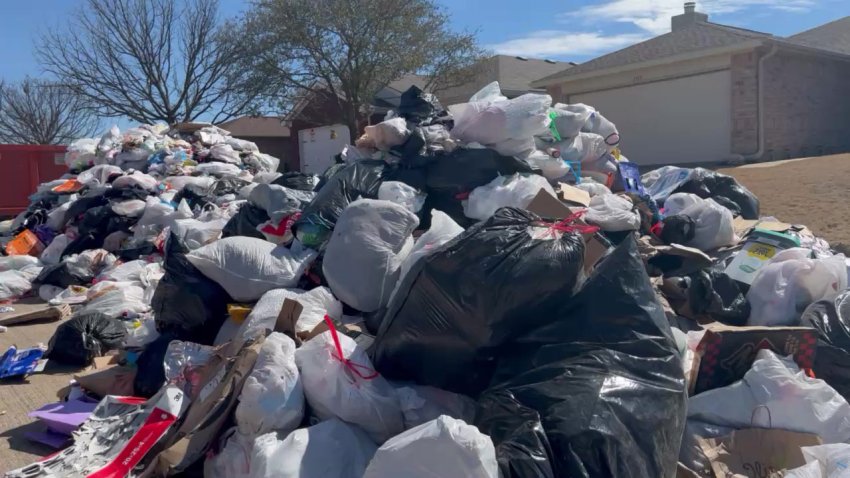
[[534, 22, 772, 85], [493, 55, 574, 92], [788, 16, 850, 56]]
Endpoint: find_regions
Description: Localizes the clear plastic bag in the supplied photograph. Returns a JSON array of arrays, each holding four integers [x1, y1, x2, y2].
[[585, 194, 640, 231], [679, 197, 736, 251], [209, 143, 241, 164], [748, 248, 848, 326], [464, 173, 555, 221], [785, 444, 850, 478], [295, 330, 404, 443], [378, 182, 426, 213], [663, 193, 702, 216]]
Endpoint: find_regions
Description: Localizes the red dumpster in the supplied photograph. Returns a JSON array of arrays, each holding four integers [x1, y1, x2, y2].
[[0, 145, 68, 217]]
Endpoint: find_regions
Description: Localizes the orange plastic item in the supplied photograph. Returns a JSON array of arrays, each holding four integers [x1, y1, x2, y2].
[[5, 229, 44, 256], [52, 179, 85, 193]]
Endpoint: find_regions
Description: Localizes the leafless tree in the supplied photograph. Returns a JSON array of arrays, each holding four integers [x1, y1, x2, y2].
[[37, 0, 264, 125], [0, 78, 99, 145], [238, 0, 486, 134]]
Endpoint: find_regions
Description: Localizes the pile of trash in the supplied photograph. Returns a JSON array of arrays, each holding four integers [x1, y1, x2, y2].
[[0, 81, 848, 478]]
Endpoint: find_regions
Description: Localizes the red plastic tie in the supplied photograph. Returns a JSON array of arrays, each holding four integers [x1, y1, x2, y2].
[[323, 315, 379, 380], [545, 209, 600, 235]]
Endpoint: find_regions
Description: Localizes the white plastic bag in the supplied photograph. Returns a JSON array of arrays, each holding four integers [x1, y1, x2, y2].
[[363, 118, 410, 151], [64, 138, 98, 169], [46, 201, 74, 231], [96, 259, 148, 283], [323, 199, 419, 312], [551, 103, 595, 139], [0, 255, 41, 271], [0, 270, 35, 300], [249, 419, 377, 478], [226, 137, 259, 152], [164, 175, 216, 192], [187, 237, 317, 302], [785, 444, 850, 478], [79, 282, 148, 318], [112, 171, 158, 191], [111, 199, 147, 218], [464, 174, 555, 221], [688, 349, 850, 444], [295, 331, 404, 443], [575, 179, 612, 197], [395, 384, 477, 430], [248, 183, 315, 223], [205, 428, 254, 478], [378, 182, 426, 214], [243, 153, 280, 173], [77, 164, 123, 187], [235, 333, 304, 436], [585, 194, 640, 231], [678, 197, 736, 251], [747, 248, 847, 326], [171, 217, 227, 250], [663, 192, 702, 216], [209, 143, 241, 164], [363, 415, 498, 478], [395, 210, 464, 288], [195, 161, 243, 177], [642, 166, 694, 202], [237, 287, 343, 341]]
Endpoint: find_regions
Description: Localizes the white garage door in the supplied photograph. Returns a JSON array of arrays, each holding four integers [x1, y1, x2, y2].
[[572, 70, 731, 166]]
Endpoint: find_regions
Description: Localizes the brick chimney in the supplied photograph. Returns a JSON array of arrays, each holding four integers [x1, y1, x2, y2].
[[672, 2, 708, 31]]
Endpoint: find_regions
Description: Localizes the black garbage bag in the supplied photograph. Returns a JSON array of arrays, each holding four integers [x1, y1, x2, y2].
[[64, 187, 110, 225], [152, 234, 232, 345], [660, 214, 696, 245], [424, 148, 535, 227], [314, 162, 347, 192], [293, 160, 385, 248], [221, 203, 269, 240], [133, 333, 176, 398], [476, 237, 687, 478], [672, 168, 759, 219], [212, 176, 251, 196], [35, 261, 93, 288], [60, 232, 101, 259], [77, 205, 138, 238], [371, 207, 586, 396], [103, 185, 151, 202], [273, 172, 318, 191], [397, 85, 444, 124], [174, 183, 215, 210], [46, 312, 126, 366], [684, 267, 750, 325], [118, 242, 158, 261], [475, 389, 556, 478], [801, 291, 850, 400]]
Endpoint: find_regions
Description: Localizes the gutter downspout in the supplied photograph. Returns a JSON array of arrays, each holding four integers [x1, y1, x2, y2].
[[729, 42, 779, 163]]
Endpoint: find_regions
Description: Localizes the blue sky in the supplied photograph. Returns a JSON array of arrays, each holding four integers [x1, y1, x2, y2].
[[0, 0, 844, 95]]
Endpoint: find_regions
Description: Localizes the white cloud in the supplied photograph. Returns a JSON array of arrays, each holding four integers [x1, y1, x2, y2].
[[489, 31, 649, 58], [561, 0, 816, 35]]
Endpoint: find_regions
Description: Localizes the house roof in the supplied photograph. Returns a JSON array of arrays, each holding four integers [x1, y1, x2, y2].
[[384, 74, 430, 94], [788, 16, 850, 56], [492, 55, 575, 93], [218, 116, 290, 137], [533, 22, 771, 86], [533, 14, 850, 87]]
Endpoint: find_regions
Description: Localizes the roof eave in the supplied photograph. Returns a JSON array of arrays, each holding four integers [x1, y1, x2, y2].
[[770, 38, 850, 61], [530, 40, 764, 88]]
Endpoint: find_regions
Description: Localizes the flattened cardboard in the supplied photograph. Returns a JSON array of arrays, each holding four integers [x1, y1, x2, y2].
[[557, 183, 591, 207], [274, 298, 304, 345], [0, 303, 70, 326], [690, 324, 818, 395], [74, 364, 137, 398], [698, 428, 822, 478]]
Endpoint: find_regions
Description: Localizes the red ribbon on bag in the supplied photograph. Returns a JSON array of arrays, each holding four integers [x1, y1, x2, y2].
[[544, 209, 600, 235], [324, 315, 379, 380]]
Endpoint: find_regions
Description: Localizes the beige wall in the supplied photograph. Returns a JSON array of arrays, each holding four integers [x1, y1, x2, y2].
[[760, 50, 850, 160]]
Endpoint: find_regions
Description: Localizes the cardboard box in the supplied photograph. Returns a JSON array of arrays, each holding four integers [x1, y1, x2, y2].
[[690, 324, 817, 395], [557, 183, 590, 207], [274, 298, 304, 345], [724, 228, 800, 285], [698, 428, 821, 478], [527, 190, 611, 273]]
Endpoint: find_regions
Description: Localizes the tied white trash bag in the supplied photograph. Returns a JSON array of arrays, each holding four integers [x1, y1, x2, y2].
[[187, 237, 317, 302], [785, 444, 850, 478], [112, 171, 158, 191], [395, 384, 477, 430], [663, 192, 702, 216], [688, 349, 850, 444], [171, 217, 227, 250], [363, 415, 498, 478], [209, 143, 241, 164], [678, 197, 737, 251], [394, 210, 464, 288], [96, 259, 148, 283], [295, 329, 404, 444], [64, 138, 98, 169], [235, 333, 304, 436], [0, 270, 36, 300], [243, 152, 281, 173], [111, 199, 147, 217], [323, 199, 419, 313], [747, 248, 847, 327], [585, 194, 640, 231], [205, 428, 255, 478], [46, 201, 74, 231], [464, 174, 555, 221], [234, 287, 342, 342], [248, 418, 377, 478], [575, 179, 612, 197], [378, 182, 426, 214], [79, 282, 148, 318]]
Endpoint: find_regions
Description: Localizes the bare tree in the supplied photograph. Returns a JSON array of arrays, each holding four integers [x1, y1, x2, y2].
[[37, 0, 264, 125], [0, 78, 99, 145], [238, 0, 486, 134]]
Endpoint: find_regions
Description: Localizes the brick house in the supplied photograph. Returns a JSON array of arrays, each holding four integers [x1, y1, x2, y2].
[[531, 3, 850, 166]]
